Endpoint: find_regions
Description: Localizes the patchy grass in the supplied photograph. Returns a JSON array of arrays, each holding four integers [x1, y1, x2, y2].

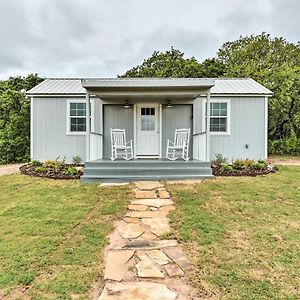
[[0, 174, 131, 299], [167, 166, 300, 300]]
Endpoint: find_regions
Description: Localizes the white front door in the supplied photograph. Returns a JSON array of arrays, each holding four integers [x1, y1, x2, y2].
[[136, 103, 160, 156]]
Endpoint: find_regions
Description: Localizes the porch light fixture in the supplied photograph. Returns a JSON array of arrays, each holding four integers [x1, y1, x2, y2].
[[166, 100, 172, 108], [123, 100, 131, 109]]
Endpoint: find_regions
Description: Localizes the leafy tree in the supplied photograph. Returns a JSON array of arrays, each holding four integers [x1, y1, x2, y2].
[[121, 47, 224, 78], [217, 33, 300, 141], [0, 74, 43, 164]]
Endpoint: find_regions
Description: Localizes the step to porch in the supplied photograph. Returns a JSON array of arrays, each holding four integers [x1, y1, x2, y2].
[[81, 159, 213, 183]]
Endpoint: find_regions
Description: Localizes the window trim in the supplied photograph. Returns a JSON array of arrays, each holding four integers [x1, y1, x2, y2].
[[66, 99, 95, 135], [202, 98, 231, 135]]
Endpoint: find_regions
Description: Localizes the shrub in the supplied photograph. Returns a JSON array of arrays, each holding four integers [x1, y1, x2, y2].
[[35, 166, 46, 173], [232, 159, 246, 170], [269, 136, 300, 155], [65, 166, 78, 176], [30, 160, 42, 167], [72, 155, 82, 165], [243, 159, 255, 168], [43, 160, 57, 169], [214, 154, 228, 165], [221, 163, 233, 172], [251, 162, 266, 170], [257, 160, 268, 168], [43, 159, 67, 171]]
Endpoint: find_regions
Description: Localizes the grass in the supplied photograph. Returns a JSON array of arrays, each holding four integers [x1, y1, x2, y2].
[[0, 174, 132, 299], [167, 166, 300, 300]]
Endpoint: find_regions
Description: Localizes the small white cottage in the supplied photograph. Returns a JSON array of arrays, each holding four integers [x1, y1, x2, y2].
[[27, 78, 272, 182]]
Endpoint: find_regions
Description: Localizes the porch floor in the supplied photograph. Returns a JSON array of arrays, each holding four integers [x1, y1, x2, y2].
[[81, 158, 213, 183]]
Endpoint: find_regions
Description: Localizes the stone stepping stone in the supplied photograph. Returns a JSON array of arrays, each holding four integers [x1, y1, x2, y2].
[[98, 282, 177, 300], [122, 240, 177, 250], [164, 247, 190, 270], [139, 231, 157, 241], [131, 198, 173, 207], [164, 263, 184, 277], [158, 190, 171, 199], [124, 217, 140, 224], [126, 210, 168, 219], [128, 204, 148, 211], [134, 181, 164, 190], [142, 218, 170, 236], [145, 250, 171, 265], [117, 222, 145, 239], [135, 190, 157, 199], [136, 253, 164, 278], [104, 250, 134, 281]]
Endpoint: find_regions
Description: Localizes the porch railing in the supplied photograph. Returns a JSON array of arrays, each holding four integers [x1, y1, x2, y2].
[[193, 131, 206, 161], [90, 132, 103, 161]]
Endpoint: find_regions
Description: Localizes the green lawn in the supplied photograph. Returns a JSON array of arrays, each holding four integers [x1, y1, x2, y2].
[[167, 166, 300, 300], [0, 174, 131, 299]]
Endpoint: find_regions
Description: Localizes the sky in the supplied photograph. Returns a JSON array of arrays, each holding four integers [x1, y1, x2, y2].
[[0, 0, 299, 79]]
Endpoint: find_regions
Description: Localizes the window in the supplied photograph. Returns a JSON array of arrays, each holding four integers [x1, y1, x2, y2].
[[204, 100, 230, 134], [140, 107, 155, 131], [67, 100, 93, 135]]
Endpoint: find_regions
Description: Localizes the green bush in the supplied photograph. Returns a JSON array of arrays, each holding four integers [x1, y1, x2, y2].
[[269, 136, 300, 155], [257, 160, 268, 167], [251, 162, 266, 170], [30, 160, 42, 167], [65, 166, 78, 176], [35, 166, 46, 173], [72, 155, 82, 165], [221, 163, 233, 172], [43, 159, 67, 171], [232, 159, 246, 170]]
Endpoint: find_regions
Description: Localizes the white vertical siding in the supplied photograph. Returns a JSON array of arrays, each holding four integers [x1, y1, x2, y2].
[[32, 97, 86, 163], [210, 96, 266, 161]]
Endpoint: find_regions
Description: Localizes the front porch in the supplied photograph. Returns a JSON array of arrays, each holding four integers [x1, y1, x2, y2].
[[81, 158, 213, 183], [81, 78, 214, 182]]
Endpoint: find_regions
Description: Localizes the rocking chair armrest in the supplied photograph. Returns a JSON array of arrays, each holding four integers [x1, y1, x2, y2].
[[167, 139, 174, 146], [126, 140, 133, 146]]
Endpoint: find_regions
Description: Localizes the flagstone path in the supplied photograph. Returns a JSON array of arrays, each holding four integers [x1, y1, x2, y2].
[[98, 181, 198, 300]]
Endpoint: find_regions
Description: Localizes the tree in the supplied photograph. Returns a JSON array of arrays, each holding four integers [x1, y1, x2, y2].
[[0, 74, 43, 164], [217, 33, 300, 141], [121, 47, 224, 78]]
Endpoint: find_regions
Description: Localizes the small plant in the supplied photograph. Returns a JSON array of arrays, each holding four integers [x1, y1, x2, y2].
[[257, 160, 268, 168], [65, 166, 78, 176], [232, 159, 246, 170], [35, 166, 46, 173], [43, 160, 57, 169], [215, 154, 228, 165], [251, 162, 266, 170], [72, 155, 82, 165], [244, 159, 255, 168], [221, 163, 233, 172], [30, 160, 42, 167]]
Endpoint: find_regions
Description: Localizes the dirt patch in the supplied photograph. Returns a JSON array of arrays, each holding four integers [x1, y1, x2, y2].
[[20, 163, 82, 180]]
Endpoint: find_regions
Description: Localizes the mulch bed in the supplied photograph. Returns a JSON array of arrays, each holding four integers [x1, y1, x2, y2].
[[212, 165, 276, 177], [20, 164, 83, 180]]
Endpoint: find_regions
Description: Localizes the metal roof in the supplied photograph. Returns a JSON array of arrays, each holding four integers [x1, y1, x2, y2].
[[27, 78, 273, 96]]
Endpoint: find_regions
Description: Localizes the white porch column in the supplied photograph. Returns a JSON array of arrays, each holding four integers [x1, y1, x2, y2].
[[86, 91, 90, 162], [205, 90, 211, 162]]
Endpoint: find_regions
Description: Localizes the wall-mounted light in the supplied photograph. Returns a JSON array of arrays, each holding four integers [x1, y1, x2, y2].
[[124, 100, 131, 109], [166, 100, 172, 108]]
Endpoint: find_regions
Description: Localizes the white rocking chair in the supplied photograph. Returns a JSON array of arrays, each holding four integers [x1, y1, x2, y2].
[[111, 129, 134, 161], [166, 128, 190, 161]]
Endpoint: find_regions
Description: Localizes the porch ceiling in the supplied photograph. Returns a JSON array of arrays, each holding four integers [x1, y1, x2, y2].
[[81, 78, 214, 100]]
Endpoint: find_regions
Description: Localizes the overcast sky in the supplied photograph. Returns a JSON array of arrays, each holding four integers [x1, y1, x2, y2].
[[0, 0, 299, 79]]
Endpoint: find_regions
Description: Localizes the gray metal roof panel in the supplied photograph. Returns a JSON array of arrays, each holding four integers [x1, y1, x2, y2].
[[27, 78, 273, 96]]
